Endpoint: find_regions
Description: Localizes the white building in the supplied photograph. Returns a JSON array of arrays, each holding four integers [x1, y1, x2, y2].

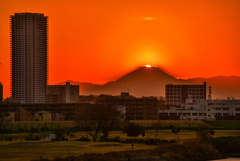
[[159, 99, 240, 120]]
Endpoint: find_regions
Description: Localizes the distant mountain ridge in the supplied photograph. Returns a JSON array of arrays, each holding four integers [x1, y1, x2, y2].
[[57, 67, 240, 99]]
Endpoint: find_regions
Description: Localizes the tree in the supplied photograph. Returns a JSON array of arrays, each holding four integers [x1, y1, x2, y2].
[[75, 104, 123, 141], [100, 105, 124, 140], [53, 128, 65, 140], [0, 111, 12, 132], [169, 125, 180, 134], [123, 122, 145, 137], [196, 124, 214, 142], [152, 121, 162, 136]]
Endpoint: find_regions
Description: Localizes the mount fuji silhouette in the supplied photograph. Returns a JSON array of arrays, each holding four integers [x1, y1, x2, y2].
[[58, 66, 240, 99]]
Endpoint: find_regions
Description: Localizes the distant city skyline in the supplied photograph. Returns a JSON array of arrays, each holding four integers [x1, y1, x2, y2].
[[0, 0, 240, 98]]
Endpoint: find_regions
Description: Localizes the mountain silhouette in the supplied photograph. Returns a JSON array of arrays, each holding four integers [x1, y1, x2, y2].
[[99, 66, 188, 97], [57, 66, 240, 99]]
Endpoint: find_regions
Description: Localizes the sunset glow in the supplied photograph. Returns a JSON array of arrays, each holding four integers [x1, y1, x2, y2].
[[0, 0, 240, 98], [144, 17, 157, 20], [145, 65, 152, 68]]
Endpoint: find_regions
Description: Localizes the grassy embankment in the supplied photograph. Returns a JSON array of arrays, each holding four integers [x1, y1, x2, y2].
[[0, 141, 156, 161], [0, 120, 239, 161], [0, 129, 239, 161], [4, 120, 240, 131]]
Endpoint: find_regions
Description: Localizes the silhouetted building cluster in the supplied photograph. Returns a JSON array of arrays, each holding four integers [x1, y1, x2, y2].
[[159, 82, 240, 120], [79, 95, 98, 103], [2, 12, 240, 122], [1, 90, 240, 121], [0, 92, 164, 121], [1, 103, 89, 122], [96, 92, 165, 120]]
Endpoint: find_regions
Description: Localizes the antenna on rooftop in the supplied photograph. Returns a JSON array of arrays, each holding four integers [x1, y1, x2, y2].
[[125, 81, 126, 92], [208, 85, 212, 100]]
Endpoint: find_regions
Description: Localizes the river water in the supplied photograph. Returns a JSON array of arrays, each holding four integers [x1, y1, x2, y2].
[[210, 158, 240, 161]]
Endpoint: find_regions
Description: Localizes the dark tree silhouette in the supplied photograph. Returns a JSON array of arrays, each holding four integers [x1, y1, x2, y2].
[[100, 105, 124, 140], [0, 112, 12, 132], [196, 124, 214, 142], [152, 121, 162, 136], [75, 104, 124, 141], [123, 122, 145, 137]]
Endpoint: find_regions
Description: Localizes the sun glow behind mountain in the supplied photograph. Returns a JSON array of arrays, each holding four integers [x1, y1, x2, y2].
[[1, 0, 240, 98]]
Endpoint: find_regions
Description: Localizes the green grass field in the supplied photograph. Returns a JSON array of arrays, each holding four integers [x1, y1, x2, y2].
[[3, 121, 77, 132], [0, 141, 156, 161], [0, 120, 240, 161], [130, 120, 209, 128], [108, 130, 240, 141], [0, 129, 239, 161], [3, 120, 240, 132], [205, 120, 240, 129]]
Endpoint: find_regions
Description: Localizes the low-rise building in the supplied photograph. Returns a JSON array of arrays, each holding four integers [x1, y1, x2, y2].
[[34, 111, 52, 122], [96, 93, 164, 120], [159, 99, 240, 120], [46, 82, 79, 103], [15, 107, 32, 121], [165, 82, 206, 105], [53, 113, 65, 121], [0, 112, 15, 122]]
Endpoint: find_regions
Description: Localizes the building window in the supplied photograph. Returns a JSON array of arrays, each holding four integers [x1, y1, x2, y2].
[[235, 108, 240, 111]]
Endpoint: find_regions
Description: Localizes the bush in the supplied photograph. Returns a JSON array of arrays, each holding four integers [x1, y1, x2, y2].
[[53, 128, 65, 140], [25, 134, 41, 141], [169, 125, 180, 134], [121, 138, 145, 144], [17, 128, 24, 133], [99, 136, 120, 142], [0, 129, 12, 134], [196, 125, 215, 142], [40, 127, 50, 132], [145, 138, 155, 145], [120, 138, 172, 145], [5, 138, 12, 141], [122, 123, 145, 137], [31, 128, 39, 133], [71, 126, 81, 132], [76, 137, 91, 142], [212, 136, 240, 156], [160, 141, 221, 161]]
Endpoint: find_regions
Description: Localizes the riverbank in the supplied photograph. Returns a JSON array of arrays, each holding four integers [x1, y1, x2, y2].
[[34, 141, 221, 161], [35, 136, 240, 161]]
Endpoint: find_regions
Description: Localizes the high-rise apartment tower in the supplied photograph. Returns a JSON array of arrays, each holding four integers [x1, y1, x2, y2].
[[10, 13, 48, 103]]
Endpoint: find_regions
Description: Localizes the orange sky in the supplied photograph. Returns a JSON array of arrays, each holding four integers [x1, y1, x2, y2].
[[0, 0, 240, 98]]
